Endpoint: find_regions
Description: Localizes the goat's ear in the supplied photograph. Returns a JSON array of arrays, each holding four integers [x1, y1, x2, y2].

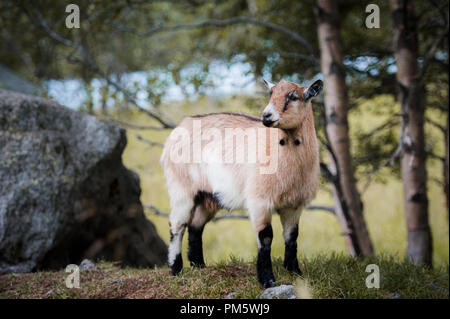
[[263, 79, 275, 90], [303, 80, 323, 101]]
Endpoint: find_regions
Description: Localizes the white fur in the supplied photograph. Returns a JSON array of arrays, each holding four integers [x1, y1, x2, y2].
[[168, 229, 184, 266], [262, 102, 280, 124], [205, 164, 245, 210]]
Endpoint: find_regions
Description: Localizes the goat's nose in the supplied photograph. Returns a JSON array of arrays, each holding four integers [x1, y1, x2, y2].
[[263, 112, 272, 119]]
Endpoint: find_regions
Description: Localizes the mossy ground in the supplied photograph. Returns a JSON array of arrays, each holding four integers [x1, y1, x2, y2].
[[1, 255, 448, 299]]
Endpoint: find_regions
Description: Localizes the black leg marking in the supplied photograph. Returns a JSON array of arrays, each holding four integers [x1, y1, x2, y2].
[[257, 224, 275, 289], [188, 225, 205, 267], [283, 225, 302, 275], [171, 253, 183, 275], [169, 229, 183, 275]]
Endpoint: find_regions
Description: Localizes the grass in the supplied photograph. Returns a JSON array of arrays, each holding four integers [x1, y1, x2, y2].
[[1, 255, 448, 299]]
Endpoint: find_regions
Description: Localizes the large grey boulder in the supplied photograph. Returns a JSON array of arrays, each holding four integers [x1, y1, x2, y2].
[[0, 90, 167, 274]]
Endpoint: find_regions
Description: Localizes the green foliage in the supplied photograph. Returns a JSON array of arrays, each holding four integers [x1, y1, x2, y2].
[[350, 94, 401, 181]]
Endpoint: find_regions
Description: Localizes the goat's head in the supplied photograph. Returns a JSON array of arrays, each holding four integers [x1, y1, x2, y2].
[[261, 79, 323, 129]]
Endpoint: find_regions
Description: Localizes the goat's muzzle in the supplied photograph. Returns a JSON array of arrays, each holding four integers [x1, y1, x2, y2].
[[262, 112, 275, 127]]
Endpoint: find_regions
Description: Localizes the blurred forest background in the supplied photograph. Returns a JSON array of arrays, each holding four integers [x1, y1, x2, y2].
[[0, 0, 448, 268]]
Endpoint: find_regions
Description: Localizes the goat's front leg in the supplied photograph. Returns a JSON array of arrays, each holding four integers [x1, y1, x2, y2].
[[168, 199, 194, 275], [248, 203, 275, 289], [279, 208, 302, 275], [257, 223, 275, 288]]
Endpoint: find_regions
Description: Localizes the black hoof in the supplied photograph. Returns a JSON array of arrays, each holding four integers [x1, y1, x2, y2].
[[262, 279, 275, 289], [284, 262, 302, 276], [290, 266, 303, 276], [170, 253, 183, 275]]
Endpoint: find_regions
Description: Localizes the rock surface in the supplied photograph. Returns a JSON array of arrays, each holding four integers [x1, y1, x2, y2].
[[259, 285, 297, 299], [224, 292, 236, 299], [79, 259, 98, 271], [0, 90, 167, 274]]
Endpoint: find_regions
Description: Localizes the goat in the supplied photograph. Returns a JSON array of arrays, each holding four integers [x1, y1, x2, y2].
[[160, 79, 323, 288]]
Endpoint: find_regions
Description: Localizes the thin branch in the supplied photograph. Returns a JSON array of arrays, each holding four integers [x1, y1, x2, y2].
[[425, 117, 446, 134], [67, 55, 175, 129], [427, 102, 449, 113], [360, 118, 400, 140], [353, 152, 396, 167], [430, 177, 445, 187], [427, 151, 445, 162], [212, 214, 250, 221], [24, 2, 175, 129], [361, 145, 401, 194], [320, 162, 336, 184], [143, 204, 335, 222], [248, 50, 318, 64], [113, 17, 319, 64], [319, 108, 340, 186], [428, 0, 449, 30], [144, 205, 169, 217], [418, 25, 449, 80], [102, 118, 173, 131], [360, 114, 406, 193], [305, 205, 335, 214], [388, 121, 406, 166], [136, 134, 164, 148]]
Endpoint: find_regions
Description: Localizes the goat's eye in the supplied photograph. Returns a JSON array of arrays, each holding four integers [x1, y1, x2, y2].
[[269, 89, 273, 96], [287, 91, 299, 101]]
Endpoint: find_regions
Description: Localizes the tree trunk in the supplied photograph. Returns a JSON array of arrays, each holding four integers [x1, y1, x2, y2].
[[445, 115, 449, 221], [390, 0, 432, 266], [316, 0, 374, 257], [331, 177, 361, 257]]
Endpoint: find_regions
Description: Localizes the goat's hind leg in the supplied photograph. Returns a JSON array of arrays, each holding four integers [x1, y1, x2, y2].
[[188, 204, 215, 267]]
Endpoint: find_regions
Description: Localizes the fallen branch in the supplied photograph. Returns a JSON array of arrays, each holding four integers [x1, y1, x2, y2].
[[136, 134, 164, 148], [143, 204, 335, 222], [144, 204, 169, 217], [101, 118, 173, 131]]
